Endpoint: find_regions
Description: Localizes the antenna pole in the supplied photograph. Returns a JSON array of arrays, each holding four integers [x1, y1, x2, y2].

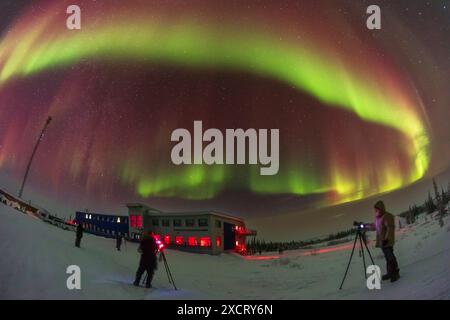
[[18, 116, 52, 198]]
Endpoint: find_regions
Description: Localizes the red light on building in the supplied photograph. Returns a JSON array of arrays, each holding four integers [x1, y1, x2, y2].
[[136, 215, 143, 228], [153, 234, 161, 241], [200, 237, 211, 247], [235, 243, 247, 255], [188, 237, 198, 246], [216, 236, 221, 247], [130, 215, 135, 228], [164, 235, 171, 244], [175, 236, 184, 245]]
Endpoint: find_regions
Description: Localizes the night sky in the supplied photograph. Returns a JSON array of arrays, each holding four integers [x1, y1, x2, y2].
[[0, 0, 449, 226]]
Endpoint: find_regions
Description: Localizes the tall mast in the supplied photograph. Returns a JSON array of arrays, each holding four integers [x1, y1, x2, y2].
[[18, 116, 52, 199]]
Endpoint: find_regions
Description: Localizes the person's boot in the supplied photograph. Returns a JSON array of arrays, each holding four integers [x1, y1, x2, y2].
[[145, 270, 154, 288], [383, 262, 393, 281], [382, 274, 391, 281], [390, 269, 400, 283], [133, 275, 141, 287]]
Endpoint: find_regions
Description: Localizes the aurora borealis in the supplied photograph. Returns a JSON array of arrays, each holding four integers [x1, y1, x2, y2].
[[0, 0, 448, 217]]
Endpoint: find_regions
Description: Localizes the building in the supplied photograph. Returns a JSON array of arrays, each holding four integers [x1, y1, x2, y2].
[[1, 188, 76, 231], [75, 211, 129, 239], [0, 188, 41, 218], [127, 203, 256, 255]]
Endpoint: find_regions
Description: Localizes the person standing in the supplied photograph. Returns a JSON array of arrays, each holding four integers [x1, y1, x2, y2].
[[116, 234, 123, 251], [75, 223, 84, 248], [366, 201, 400, 282], [133, 232, 158, 288]]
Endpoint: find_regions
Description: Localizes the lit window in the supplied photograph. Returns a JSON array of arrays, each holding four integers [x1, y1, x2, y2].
[[136, 215, 143, 228], [130, 215, 136, 228], [175, 236, 184, 245], [164, 235, 171, 244], [216, 236, 222, 247], [188, 237, 198, 246], [130, 215, 142, 228], [117, 217, 121, 223], [85, 214, 88, 219], [200, 237, 211, 247]]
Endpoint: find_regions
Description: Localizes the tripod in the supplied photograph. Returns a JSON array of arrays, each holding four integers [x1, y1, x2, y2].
[[339, 228, 378, 290], [142, 251, 177, 290]]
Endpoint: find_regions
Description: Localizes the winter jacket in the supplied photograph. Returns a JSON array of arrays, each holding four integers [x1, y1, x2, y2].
[[367, 212, 396, 248], [138, 237, 158, 268]]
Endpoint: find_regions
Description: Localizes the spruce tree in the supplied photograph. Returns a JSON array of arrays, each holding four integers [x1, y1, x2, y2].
[[433, 178, 445, 227], [425, 191, 436, 214], [442, 185, 450, 205], [407, 206, 413, 224]]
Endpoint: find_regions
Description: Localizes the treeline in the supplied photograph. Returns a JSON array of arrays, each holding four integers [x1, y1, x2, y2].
[[399, 178, 450, 226], [247, 178, 450, 254], [246, 228, 357, 254]]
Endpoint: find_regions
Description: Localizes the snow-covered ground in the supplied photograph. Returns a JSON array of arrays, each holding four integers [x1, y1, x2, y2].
[[1, 204, 449, 299]]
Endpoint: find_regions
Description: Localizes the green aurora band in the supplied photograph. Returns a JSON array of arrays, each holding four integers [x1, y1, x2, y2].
[[0, 7, 431, 204]]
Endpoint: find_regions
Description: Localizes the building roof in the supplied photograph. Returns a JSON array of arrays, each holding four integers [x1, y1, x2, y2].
[[126, 203, 162, 212], [126, 203, 244, 222], [76, 211, 126, 218], [151, 210, 244, 222]]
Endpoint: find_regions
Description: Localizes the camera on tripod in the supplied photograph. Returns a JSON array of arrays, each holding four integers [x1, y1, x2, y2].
[[154, 237, 165, 252], [353, 221, 367, 231], [339, 220, 377, 289]]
